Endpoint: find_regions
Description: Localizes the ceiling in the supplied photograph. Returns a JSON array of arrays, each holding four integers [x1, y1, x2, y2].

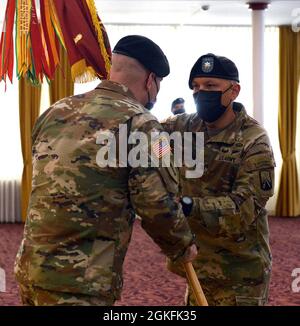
[[95, 0, 300, 26], [0, 1, 299, 26]]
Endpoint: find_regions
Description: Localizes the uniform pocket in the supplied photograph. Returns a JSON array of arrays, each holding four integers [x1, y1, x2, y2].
[[235, 295, 266, 306], [84, 239, 115, 296]]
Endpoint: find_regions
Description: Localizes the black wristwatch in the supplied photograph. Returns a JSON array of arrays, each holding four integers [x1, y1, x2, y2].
[[180, 196, 194, 217]]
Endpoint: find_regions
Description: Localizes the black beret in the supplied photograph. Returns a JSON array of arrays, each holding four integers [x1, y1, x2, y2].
[[172, 97, 185, 107], [189, 53, 239, 89], [113, 35, 170, 78]]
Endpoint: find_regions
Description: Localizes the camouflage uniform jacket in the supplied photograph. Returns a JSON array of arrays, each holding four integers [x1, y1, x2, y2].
[[162, 103, 275, 285], [15, 80, 193, 300]]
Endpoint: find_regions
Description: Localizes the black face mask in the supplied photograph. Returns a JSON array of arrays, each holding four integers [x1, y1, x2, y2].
[[173, 108, 185, 115], [193, 85, 233, 123]]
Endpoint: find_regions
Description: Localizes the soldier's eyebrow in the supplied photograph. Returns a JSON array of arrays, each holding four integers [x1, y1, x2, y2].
[[204, 79, 218, 85]]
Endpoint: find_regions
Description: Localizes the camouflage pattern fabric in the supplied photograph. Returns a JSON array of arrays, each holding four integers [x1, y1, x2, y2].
[[162, 102, 275, 306], [19, 283, 113, 306], [15, 80, 193, 305], [185, 273, 270, 306]]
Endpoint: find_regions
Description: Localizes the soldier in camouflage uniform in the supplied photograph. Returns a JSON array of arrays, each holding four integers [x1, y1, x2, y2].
[[14, 35, 197, 306], [163, 54, 275, 306]]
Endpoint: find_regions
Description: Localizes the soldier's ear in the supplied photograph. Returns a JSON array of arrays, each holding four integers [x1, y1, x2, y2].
[[145, 72, 154, 91], [231, 83, 240, 100]]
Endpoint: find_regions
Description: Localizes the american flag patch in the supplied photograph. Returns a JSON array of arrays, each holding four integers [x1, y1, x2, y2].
[[152, 136, 171, 159]]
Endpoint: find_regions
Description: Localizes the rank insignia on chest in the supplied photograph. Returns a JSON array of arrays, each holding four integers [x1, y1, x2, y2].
[[259, 170, 273, 191]]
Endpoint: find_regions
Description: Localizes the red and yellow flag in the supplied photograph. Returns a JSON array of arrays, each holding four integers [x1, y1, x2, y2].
[[0, 0, 16, 84], [0, 0, 111, 86], [52, 0, 111, 82]]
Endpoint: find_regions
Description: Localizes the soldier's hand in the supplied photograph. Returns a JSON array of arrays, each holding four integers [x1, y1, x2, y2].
[[180, 244, 198, 263]]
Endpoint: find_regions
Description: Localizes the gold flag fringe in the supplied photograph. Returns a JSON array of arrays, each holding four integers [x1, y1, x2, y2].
[[85, 0, 111, 74], [71, 58, 98, 83]]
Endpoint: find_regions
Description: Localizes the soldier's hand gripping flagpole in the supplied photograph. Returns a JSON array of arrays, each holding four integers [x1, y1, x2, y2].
[[184, 262, 208, 306]]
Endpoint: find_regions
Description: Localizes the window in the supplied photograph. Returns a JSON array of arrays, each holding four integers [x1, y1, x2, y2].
[[0, 81, 22, 180]]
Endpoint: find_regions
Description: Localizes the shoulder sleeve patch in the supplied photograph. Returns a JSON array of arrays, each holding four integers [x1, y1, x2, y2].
[[259, 170, 273, 191]]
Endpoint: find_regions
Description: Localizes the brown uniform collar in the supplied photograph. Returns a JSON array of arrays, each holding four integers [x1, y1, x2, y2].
[[190, 102, 247, 145]]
